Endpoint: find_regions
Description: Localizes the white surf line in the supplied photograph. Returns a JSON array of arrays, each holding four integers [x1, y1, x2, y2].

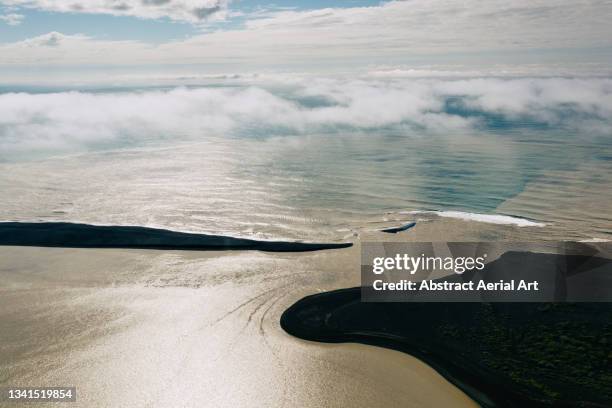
[[402, 210, 546, 227]]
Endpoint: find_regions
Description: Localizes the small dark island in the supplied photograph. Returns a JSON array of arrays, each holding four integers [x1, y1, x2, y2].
[[281, 288, 612, 407]]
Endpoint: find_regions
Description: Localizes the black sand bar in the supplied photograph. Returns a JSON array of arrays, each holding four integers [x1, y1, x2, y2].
[[282, 285, 612, 407], [0, 222, 352, 252]]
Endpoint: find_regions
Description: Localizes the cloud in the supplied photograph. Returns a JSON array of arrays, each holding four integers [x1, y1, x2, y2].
[[20, 31, 76, 47], [1, 77, 610, 158], [0, 31, 152, 65], [0, 1, 610, 68], [1, 0, 229, 23], [240, 0, 612, 51], [0, 12, 24, 25]]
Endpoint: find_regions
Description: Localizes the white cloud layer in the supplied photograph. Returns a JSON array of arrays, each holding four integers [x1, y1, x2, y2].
[[1, 0, 229, 22], [0, 1, 610, 68], [0, 12, 24, 25], [1, 77, 610, 157]]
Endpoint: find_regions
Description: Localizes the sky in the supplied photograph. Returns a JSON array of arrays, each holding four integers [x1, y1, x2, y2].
[[0, 1, 610, 160], [0, 1, 379, 42], [0, 0, 611, 84]]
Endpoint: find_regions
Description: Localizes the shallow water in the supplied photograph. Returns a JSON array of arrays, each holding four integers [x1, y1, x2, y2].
[[0, 245, 477, 408], [1, 129, 610, 241]]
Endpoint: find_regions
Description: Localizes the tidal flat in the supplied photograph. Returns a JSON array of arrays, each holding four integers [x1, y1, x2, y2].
[[0, 245, 477, 408]]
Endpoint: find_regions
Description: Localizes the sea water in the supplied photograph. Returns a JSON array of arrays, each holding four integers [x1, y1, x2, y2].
[[1, 78, 610, 242]]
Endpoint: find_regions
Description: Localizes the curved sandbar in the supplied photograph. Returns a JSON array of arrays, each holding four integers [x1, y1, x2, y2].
[[0, 222, 352, 252], [281, 286, 612, 407]]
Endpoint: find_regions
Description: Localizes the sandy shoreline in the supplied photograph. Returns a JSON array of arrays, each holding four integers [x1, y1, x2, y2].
[[0, 245, 476, 408]]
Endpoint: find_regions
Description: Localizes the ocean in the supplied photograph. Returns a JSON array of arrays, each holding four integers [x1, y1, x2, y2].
[[1, 76, 611, 242], [1, 76, 611, 408]]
